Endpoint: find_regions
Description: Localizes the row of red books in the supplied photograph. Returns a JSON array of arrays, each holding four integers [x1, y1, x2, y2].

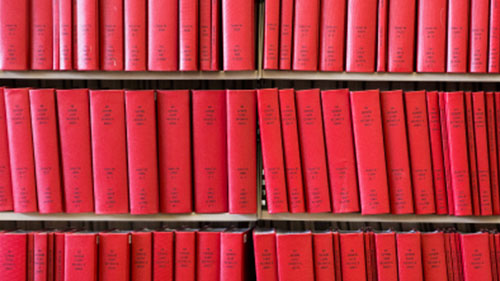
[[258, 89, 500, 216], [0, 0, 255, 71], [0, 88, 257, 214], [264, 0, 499, 73], [0, 228, 250, 281], [254, 229, 498, 281]]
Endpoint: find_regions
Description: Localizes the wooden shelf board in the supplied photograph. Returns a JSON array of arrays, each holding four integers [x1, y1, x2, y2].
[[0, 70, 260, 80], [262, 71, 500, 82], [0, 212, 258, 222], [260, 211, 500, 224]]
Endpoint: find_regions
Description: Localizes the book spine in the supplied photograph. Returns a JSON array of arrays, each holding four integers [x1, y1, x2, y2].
[[227, 90, 257, 214], [253, 232, 279, 281], [221, 232, 248, 281], [27, 233, 34, 281], [405, 91, 436, 214], [64, 234, 97, 281], [472, 92, 493, 215], [56, 89, 93, 213], [0, 89, 13, 211], [465, 92, 481, 215], [131, 232, 152, 281], [52, 0, 60, 70], [276, 233, 315, 281], [495, 234, 500, 281], [296, 89, 331, 213], [321, 89, 360, 213], [5, 88, 37, 212], [0, 0, 28, 70], [387, 0, 416, 72], [486, 92, 500, 214], [175, 231, 196, 281], [421, 232, 448, 281], [279, 0, 293, 69], [332, 232, 342, 281], [199, 0, 212, 70], [380, 90, 414, 214], [439, 92, 455, 214], [319, 0, 346, 71], [416, 0, 447, 72], [29, 89, 63, 214], [292, 0, 320, 71], [148, 0, 178, 70], [364, 232, 374, 281], [470, 0, 490, 73], [100, 0, 124, 70], [490, 233, 499, 281], [34, 233, 48, 281], [197, 232, 221, 281], [279, 89, 306, 213], [490, 0, 500, 72], [74, 0, 99, 70], [125, 0, 146, 71], [125, 90, 159, 214], [313, 232, 336, 281], [192, 90, 228, 213], [222, 0, 255, 70], [350, 90, 390, 214], [31, 0, 53, 70], [461, 233, 493, 281], [157, 90, 192, 213], [59, 0, 72, 70], [153, 232, 174, 281], [374, 232, 398, 281], [99, 233, 130, 281], [396, 232, 424, 281], [447, 0, 469, 72], [257, 89, 289, 213], [46, 233, 54, 281], [210, 0, 219, 70], [345, 0, 377, 72], [0, 233, 27, 281], [376, 0, 388, 72], [54, 233, 64, 281], [90, 90, 129, 214], [340, 233, 367, 281], [263, 0, 279, 69], [179, 0, 199, 70]]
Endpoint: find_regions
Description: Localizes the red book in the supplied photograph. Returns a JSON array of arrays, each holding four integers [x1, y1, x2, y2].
[[340, 233, 366, 281], [33, 233, 48, 281], [99, 232, 130, 281], [221, 229, 249, 281], [53, 0, 59, 70], [253, 229, 279, 281], [175, 230, 196, 281], [490, 234, 498, 281], [495, 234, 500, 281], [153, 231, 174, 281], [263, 0, 279, 69], [0, 0, 28, 70], [279, 0, 293, 70], [321, 89, 360, 213], [179, 0, 198, 71], [0, 232, 27, 281], [28, 233, 35, 281], [465, 92, 481, 216], [387, 0, 416, 72], [56, 89, 93, 213], [125, 90, 159, 214], [100, 0, 124, 70], [416, 0, 446, 72], [421, 232, 448, 281], [31, 0, 53, 70], [405, 90, 436, 214], [320, 0, 346, 71], [74, 0, 99, 70], [46, 233, 54, 281], [376, 0, 388, 72], [443, 233, 454, 281], [296, 89, 331, 213], [374, 232, 398, 281], [447, 0, 469, 72], [58, 0, 72, 70], [192, 90, 227, 213], [5, 88, 37, 213], [131, 232, 152, 281], [426, 91, 448, 214], [210, 0, 219, 70], [279, 89, 305, 213], [200, 0, 211, 70], [125, 0, 146, 71], [292, 0, 320, 71], [350, 90, 390, 214], [64, 233, 97, 281], [443, 92, 473, 216], [486, 92, 500, 214], [276, 232, 315, 281], [472, 92, 493, 215], [490, 0, 500, 72], [54, 233, 65, 281], [257, 89, 288, 213], [148, 0, 178, 70], [346, 0, 377, 72], [157, 90, 191, 213], [90, 90, 128, 214], [222, 0, 255, 70], [313, 232, 335, 281], [0, 89, 13, 211], [397, 232, 424, 281], [227, 90, 257, 214], [30, 89, 63, 214], [197, 230, 221, 281], [461, 233, 493, 281], [364, 232, 375, 281], [470, 0, 490, 73], [380, 90, 414, 214], [439, 92, 455, 214], [456, 233, 465, 281], [332, 232, 342, 281]]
